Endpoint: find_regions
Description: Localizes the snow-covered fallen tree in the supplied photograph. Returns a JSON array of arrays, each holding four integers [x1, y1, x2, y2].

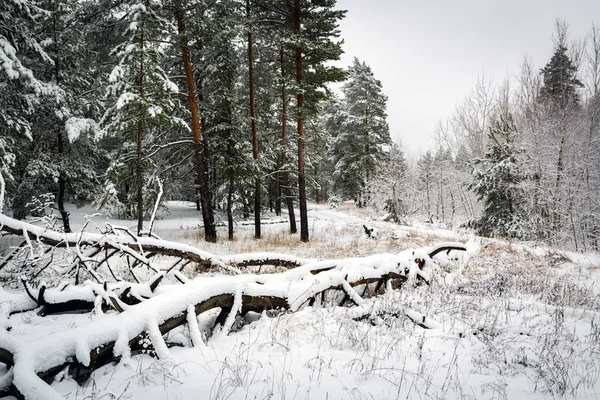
[[0, 240, 466, 399], [0, 213, 311, 282], [0, 212, 467, 399]]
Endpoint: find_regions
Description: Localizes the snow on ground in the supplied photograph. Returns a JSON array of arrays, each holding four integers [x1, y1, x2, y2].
[[2, 201, 600, 399]]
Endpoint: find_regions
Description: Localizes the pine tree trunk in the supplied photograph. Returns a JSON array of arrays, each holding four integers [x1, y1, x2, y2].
[[227, 172, 234, 241], [136, 19, 145, 235], [294, 0, 308, 242], [52, 8, 71, 233], [174, 0, 216, 242], [280, 49, 296, 233], [195, 177, 201, 211], [363, 109, 369, 208], [247, 0, 260, 239], [275, 129, 281, 217]]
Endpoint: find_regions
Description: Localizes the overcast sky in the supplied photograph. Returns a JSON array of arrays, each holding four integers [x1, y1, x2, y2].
[[335, 0, 600, 155]]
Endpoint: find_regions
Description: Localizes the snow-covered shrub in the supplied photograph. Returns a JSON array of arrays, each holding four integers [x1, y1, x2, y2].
[[327, 195, 341, 209]]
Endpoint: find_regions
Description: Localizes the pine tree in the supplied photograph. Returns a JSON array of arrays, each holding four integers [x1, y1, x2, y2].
[[284, 0, 346, 241], [469, 112, 528, 238], [246, 0, 262, 238], [331, 58, 391, 206], [277, 47, 297, 233], [99, 1, 187, 234], [172, 0, 218, 243]]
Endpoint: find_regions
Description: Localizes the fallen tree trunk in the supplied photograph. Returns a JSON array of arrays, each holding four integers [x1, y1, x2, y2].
[[0, 215, 465, 276], [0, 214, 309, 277], [0, 242, 467, 400]]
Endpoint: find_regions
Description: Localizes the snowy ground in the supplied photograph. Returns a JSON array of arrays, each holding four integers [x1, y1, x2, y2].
[[2, 202, 600, 399]]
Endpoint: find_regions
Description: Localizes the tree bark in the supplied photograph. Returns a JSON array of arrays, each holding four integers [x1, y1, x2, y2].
[[247, 0, 260, 239], [280, 49, 297, 233], [294, 0, 308, 242], [174, 0, 216, 242]]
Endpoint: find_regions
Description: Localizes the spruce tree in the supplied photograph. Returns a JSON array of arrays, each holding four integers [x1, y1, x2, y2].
[[15, 0, 106, 231], [538, 40, 584, 235], [469, 112, 527, 239], [540, 44, 584, 110], [199, 0, 251, 240]]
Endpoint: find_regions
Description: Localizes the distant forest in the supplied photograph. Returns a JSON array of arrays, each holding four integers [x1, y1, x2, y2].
[[1, 1, 599, 250]]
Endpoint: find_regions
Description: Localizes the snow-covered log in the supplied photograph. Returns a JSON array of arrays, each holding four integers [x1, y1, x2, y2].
[[0, 214, 464, 282], [0, 244, 466, 400], [0, 214, 309, 275], [0, 273, 170, 318]]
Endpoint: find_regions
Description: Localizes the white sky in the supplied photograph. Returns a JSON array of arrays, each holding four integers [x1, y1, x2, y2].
[[336, 0, 600, 155]]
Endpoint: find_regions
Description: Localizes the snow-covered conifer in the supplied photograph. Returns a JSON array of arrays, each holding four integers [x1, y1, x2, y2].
[[100, 0, 187, 233], [469, 112, 529, 238], [331, 58, 392, 207]]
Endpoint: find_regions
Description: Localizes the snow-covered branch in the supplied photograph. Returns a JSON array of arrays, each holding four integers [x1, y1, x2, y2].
[[0, 243, 464, 399], [0, 213, 310, 275]]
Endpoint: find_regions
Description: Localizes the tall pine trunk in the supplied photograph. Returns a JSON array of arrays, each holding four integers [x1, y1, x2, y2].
[[280, 49, 296, 233], [294, 0, 308, 242], [52, 7, 71, 233], [136, 19, 145, 235], [227, 172, 234, 241], [174, 0, 216, 242], [362, 108, 369, 208], [247, 0, 260, 239], [275, 159, 281, 216]]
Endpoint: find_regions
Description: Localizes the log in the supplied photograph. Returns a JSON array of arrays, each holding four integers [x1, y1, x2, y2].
[[0, 214, 307, 273], [0, 214, 467, 279], [0, 244, 452, 399], [0, 215, 468, 399]]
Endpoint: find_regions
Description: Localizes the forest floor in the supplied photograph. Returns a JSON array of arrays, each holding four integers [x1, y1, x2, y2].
[[4, 202, 600, 400]]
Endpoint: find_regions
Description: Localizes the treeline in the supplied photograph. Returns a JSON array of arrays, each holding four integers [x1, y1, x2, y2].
[[0, 0, 396, 243], [374, 21, 599, 251]]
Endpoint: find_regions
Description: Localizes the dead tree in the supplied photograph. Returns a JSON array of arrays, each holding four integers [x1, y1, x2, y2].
[[0, 214, 309, 280], [0, 240, 466, 399]]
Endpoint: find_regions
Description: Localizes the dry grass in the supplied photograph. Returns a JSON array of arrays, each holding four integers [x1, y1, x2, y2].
[[158, 202, 467, 261], [200, 224, 375, 259], [165, 223, 467, 264]]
